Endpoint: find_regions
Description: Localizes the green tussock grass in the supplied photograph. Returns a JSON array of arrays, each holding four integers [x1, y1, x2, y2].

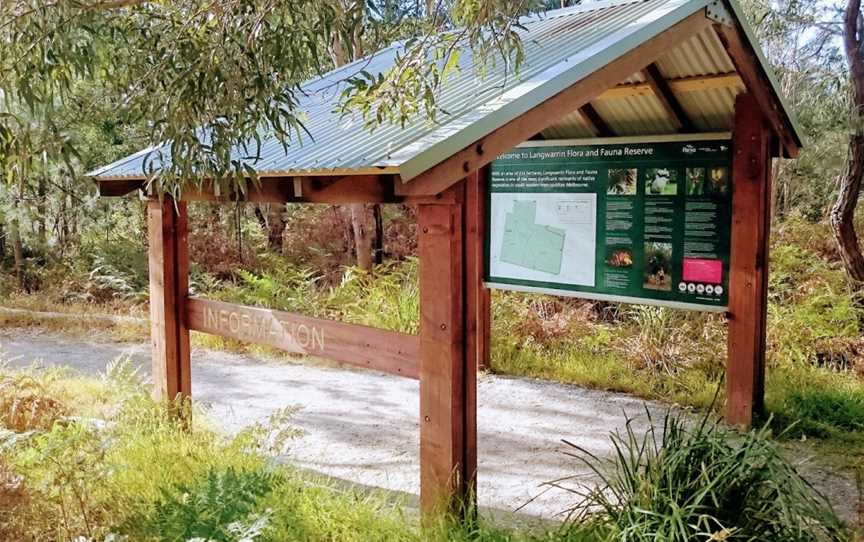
[[564, 410, 850, 541]]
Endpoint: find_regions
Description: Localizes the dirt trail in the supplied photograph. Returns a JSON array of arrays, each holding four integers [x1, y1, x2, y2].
[[0, 325, 857, 523]]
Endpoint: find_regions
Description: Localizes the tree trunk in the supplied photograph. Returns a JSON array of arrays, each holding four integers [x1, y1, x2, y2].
[[253, 205, 268, 231], [832, 0, 864, 284], [331, 4, 377, 271], [349, 203, 374, 271], [37, 176, 47, 247], [0, 222, 6, 264], [59, 192, 70, 256], [831, 134, 864, 282], [10, 218, 23, 290], [373, 203, 384, 264], [266, 204, 286, 253]]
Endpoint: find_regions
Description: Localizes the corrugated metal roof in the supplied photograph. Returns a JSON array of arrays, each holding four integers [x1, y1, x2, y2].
[[545, 25, 747, 137], [90, 0, 801, 182]]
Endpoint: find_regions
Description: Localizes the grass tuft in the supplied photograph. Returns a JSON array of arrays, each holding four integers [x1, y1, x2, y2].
[[558, 410, 850, 541]]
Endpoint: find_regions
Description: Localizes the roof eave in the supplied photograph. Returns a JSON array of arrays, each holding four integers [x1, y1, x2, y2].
[[723, 0, 804, 154]]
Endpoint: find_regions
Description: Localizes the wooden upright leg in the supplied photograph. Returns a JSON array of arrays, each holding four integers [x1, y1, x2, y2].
[[726, 93, 771, 427], [417, 187, 477, 517], [147, 199, 191, 404], [465, 169, 492, 373]]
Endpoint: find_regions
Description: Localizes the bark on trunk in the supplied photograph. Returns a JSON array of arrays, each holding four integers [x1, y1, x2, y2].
[[11, 219, 23, 290], [266, 204, 286, 253], [349, 203, 374, 271], [373, 204, 384, 265], [831, 134, 864, 282], [37, 176, 47, 247], [832, 0, 864, 284], [253, 205, 268, 232]]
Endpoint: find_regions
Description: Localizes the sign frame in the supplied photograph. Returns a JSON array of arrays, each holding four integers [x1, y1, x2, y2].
[[484, 133, 733, 312]]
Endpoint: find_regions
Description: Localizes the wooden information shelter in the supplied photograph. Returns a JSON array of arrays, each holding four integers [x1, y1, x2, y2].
[[92, 0, 802, 516]]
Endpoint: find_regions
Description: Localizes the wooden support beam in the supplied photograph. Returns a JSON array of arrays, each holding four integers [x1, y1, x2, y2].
[[186, 298, 420, 379], [417, 190, 476, 517], [98, 178, 145, 197], [147, 199, 191, 404], [98, 174, 457, 205], [597, 72, 743, 100], [641, 63, 695, 132], [181, 175, 397, 204], [713, 23, 799, 157], [465, 168, 491, 373], [463, 170, 488, 505], [579, 103, 616, 137], [395, 11, 712, 197], [726, 93, 770, 428]]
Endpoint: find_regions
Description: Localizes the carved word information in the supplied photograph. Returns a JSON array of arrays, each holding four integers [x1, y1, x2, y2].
[[204, 307, 325, 351]]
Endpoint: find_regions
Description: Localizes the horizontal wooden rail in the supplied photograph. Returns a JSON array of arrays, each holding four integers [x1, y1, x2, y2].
[[597, 73, 743, 100], [186, 298, 420, 379]]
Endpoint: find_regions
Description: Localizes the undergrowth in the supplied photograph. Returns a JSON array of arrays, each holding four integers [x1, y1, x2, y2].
[[4, 216, 864, 453], [0, 361, 598, 541], [0, 362, 851, 541]]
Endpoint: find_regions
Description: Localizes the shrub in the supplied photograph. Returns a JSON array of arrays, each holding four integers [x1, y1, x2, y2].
[[0, 371, 68, 432], [135, 467, 277, 541], [7, 422, 114, 541], [558, 411, 849, 541], [332, 258, 420, 333]]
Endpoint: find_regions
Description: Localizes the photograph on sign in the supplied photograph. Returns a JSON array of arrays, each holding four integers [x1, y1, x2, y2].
[[485, 137, 732, 311]]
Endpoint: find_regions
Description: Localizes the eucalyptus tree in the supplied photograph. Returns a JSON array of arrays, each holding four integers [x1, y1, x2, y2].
[[740, 0, 848, 220], [1, 0, 536, 272], [835, 0, 864, 283]]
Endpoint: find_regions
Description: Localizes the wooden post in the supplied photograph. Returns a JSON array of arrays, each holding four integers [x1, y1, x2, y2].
[[147, 199, 191, 404], [465, 168, 492, 372], [417, 184, 477, 517], [726, 93, 771, 427]]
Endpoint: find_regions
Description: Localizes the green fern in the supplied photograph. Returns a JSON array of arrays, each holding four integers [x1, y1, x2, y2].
[[135, 467, 277, 542]]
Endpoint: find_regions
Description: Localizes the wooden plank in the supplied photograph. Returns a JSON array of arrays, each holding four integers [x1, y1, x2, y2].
[[641, 63, 696, 132], [181, 175, 396, 204], [726, 93, 770, 427], [102, 174, 455, 204], [579, 103, 616, 137], [187, 298, 420, 379], [463, 171, 488, 502], [98, 179, 145, 197], [597, 72, 743, 100], [713, 23, 799, 158], [417, 198, 474, 516], [147, 199, 191, 403], [395, 12, 713, 197], [465, 169, 491, 373]]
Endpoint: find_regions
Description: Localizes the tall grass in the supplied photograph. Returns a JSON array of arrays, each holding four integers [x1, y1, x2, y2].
[[557, 410, 849, 541]]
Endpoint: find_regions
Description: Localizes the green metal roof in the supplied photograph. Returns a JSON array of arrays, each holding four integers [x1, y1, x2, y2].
[[90, 0, 802, 182]]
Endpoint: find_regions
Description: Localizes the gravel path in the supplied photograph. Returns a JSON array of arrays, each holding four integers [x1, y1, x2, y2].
[[0, 325, 857, 524]]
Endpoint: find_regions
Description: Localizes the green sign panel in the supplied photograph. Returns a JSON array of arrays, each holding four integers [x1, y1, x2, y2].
[[485, 138, 732, 311]]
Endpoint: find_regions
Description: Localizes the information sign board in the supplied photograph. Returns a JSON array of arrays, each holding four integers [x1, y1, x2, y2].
[[486, 136, 732, 311]]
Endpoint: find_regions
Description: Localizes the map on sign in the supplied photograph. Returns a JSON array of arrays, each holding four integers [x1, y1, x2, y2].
[[500, 201, 566, 275], [489, 192, 597, 287]]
